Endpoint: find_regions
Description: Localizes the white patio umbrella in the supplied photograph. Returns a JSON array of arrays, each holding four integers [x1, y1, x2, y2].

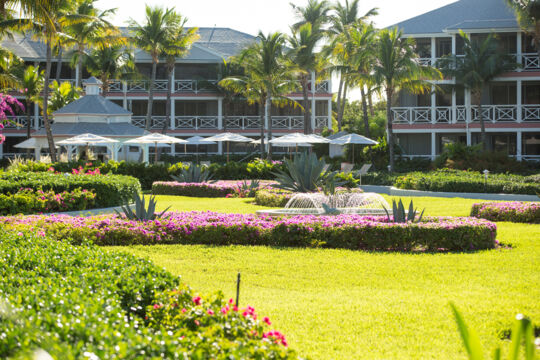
[[269, 132, 328, 154], [330, 133, 378, 163], [205, 132, 252, 162], [185, 136, 216, 162], [57, 133, 118, 161], [125, 133, 187, 163], [14, 137, 59, 149]]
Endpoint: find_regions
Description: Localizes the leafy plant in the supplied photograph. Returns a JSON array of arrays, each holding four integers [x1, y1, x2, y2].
[[237, 179, 260, 197], [171, 164, 215, 183], [451, 303, 537, 360], [383, 199, 424, 223], [273, 152, 330, 193], [115, 192, 170, 221]]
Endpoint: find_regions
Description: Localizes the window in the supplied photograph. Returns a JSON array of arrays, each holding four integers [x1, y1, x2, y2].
[[414, 38, 431, 58], [491, 84, 517, 105], [436, 38, 452, 57]]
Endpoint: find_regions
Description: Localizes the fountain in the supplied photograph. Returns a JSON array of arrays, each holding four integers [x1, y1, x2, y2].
[[256, 192, 391, 216]]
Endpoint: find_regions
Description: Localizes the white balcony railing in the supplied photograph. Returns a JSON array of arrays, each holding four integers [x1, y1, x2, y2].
[[175, 116, 218, 130], [315, 116, 329, 129], [225, 116, 261, 130], [521, 53, 540, 71], [4, 115, 33, 129], [392, 105, 540, 124], [131, 115, 168, 129]]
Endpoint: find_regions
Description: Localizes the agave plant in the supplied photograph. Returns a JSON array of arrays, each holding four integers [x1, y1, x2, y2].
[[115, 193, 171, 221], [383, 199, 425, 223], [272, 152, 330, 193], [237, 179, 260, 197], [171, 164, 214, 183]]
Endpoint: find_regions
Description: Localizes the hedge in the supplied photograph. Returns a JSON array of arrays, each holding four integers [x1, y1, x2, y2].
[[395, 169, 540, 195], [471, 202, 540, 223], [0, 187, 96, 215], [2, 212, 498, 252], [0, 231, 297, 359], [0, 172, 140, 207]]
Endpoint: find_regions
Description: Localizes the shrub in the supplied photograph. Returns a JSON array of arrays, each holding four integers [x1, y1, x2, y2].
[[0, 172, 140, 207], [2, 212, 498, 252], [255, 188, 294, 207], [0, 187, 96, 215], [470, 202, 540, 223], [152, 181, 238, 197], [395, 169, 540, 195], [0, 231, 295, 359]]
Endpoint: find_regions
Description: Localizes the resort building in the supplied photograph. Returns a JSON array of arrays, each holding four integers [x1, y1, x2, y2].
[[390, 0, 540, 161], [0, 28, 333, 158]]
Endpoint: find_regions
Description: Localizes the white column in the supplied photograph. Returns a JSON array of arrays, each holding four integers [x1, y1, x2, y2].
[[217, 98, 223, 130], [466, 129, 472, 146], [34, 147, 41, 161], [218, 142, 223, 155], [516, 80, 522, 123], [143, 144, 149, 164], [75, 63, 80, 87], [431, 132, 436, 160], [465, 88, 472, 124], [516, 32, 522, 71], [122, 97, 127, 110], [431, 37, 437, 65], [34, 102, 40, 130], [170, 143, 174, 156], [431, 85, 436, 124], [327, 99, 332, 129], [451, 89, 457, 124], [451, 34, 456, 55], [310, 71, 316, 132], [264, 101, 269, 130], [516, 130, 522, 161], [170, 99, 175, 130]]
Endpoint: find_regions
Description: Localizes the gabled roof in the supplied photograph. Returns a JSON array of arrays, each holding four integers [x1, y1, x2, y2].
[[389, 0, 518, 35], [53, 95, 131, 116], [1, 27, 256, 62]]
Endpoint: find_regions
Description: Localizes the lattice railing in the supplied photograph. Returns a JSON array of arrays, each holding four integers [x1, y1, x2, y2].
[[522, 53, 540, 71], [4, 116, 31, 129], [175, 116, 218, 130], [523, 105, 540, 122]]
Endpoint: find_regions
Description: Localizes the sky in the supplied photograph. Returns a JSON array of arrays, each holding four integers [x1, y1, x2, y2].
[[94, 0, 458, 99]]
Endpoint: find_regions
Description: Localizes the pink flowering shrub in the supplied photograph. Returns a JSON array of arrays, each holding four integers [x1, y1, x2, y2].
[[71, 165, 101, 176], [1, 211, 497, 251], [471, 201, 540, 223], [0, 187, 96, 215], [0, 93, 25, 145]]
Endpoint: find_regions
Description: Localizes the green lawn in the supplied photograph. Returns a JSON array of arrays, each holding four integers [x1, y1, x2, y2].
[[109, 195, 540, 359]]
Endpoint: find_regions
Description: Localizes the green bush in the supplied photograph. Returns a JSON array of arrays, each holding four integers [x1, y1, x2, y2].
[[0, 172, 140, 207], [152, 181, 238, 197], [395, 169, 540, 195], [0, 187, 96, 215], [254, 188, 294, 207], [0, 231, 296, 359], [470, 202, 540, 223]]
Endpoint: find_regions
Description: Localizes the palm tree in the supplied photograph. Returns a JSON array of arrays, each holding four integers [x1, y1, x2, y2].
[[327, 0, 377, 132], [16, 65, 43, 141], [437, 32, 518, 150], [333, 21, 377, 137], [65, 0, 120, 87], [216, 61, 243, 132], [83, 44, 138, 94], [506, 0, 540, 61], [287, 23, 324, 134], [129, 6, 182, 130], [161, 15, 198, 134], [45, 80, 81, 114], [291, 0, 330, 31], [373, 28, 441, 172], [220, 32, 297, 159]]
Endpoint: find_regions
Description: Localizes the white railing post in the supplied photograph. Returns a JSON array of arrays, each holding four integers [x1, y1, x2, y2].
[[431, 132, 436, 160], [34, 103, 39, 130], [327, 99, 332, 129], [217, 98, 223, 130], [465, 88, 472, 123], [516, 32, 522, 71], [170, 99, 175, 130], [310, 71, 316, 132], [170, 67, 175, 94], [451, 34, 456, 55], [431, 37, 437, 65], [451, 89, 457, 123], [517, 80, 522, 123], [517, 130, 522, 161]]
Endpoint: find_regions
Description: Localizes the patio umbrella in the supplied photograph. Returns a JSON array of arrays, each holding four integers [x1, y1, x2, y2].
[[57, 133, 118, 160], [14, 137, 59, 149], [330, 133, 378, 164], [185, 136, 216, 162], [269, 132, 328, 154], [205, 132, 252, 162], [125, 133, 187, 163]]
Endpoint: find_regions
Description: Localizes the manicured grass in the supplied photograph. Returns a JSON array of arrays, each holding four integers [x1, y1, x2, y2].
[[110, 196, 540, 359]]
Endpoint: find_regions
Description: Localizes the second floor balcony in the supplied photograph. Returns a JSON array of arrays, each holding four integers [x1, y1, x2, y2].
[[418, 53, 540, 72]]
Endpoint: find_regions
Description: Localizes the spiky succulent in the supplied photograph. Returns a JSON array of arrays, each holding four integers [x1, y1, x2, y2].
[[115, 193, 170, 221], [272, 152, 330, 193], [171, 164, 214, 183], [384, 199, 425, 223]]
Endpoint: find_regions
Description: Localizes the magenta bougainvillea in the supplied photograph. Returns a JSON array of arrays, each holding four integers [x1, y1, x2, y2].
[[0, 93, 25, 144]]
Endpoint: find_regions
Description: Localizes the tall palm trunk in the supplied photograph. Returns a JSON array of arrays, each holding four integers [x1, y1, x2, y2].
[[100, 75, 109, 95], [265, 92, 272, 160], [146, 59, 157, 130], [367, 87, 374, 117], [223, 98, 229, 132], [335, 73, 344, 131], [25, 99, 32, 157], [338, 80, 348, 127], [475, 92, 487, 151], [259, 101, 265, 157], [163, 63, 173, 135], [55, 47, 63, 82], [386, 88, 394, 173], [360, 86, 370, 137], [76, 45, 84, 88], [43, 39, 57, 162], [301, 76, 311, 134]]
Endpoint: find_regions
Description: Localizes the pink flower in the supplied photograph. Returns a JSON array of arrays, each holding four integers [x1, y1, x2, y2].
[[207, 309, 214, 315], [17, 232, 23, 236], [263, 316, 271, 325], [181, 308, 187, 313], [194, 320, 200, 326], [192, 296, 202, 305], [153, 304, 161, 310]]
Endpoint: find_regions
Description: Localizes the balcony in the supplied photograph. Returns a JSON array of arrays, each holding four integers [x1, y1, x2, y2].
[[418, 53, 540, 72], [4, 116, 41, 129], [391, 105, 540, 124]]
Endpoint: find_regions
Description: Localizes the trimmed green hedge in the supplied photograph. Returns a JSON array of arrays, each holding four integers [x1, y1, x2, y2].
[[0, 172, 140, 207], [152, 181, 238, 197], [0, 231, 297, 359], [395, 170, 540, 195]]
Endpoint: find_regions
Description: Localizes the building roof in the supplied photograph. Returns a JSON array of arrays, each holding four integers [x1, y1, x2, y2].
[[53, 95, 131, 116], [1, 27, 256, 62], [389, 0, 518, 35], [33, 122, 147, 137]]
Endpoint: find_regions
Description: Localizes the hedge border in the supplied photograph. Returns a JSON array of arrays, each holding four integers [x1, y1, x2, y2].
[[470, 202, 540, 223]]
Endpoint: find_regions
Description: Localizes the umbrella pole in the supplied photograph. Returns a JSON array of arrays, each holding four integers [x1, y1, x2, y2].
[[227, 141, 229, 163]]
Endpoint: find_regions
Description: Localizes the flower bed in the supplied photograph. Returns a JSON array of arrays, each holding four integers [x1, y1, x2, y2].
[[470, 201, 540, 223], [395, 169, 540, 195], [0, 230, 296, 359], [152, 180, 276, 198], [0, 187, 96, 215], [254, 188, 364, 207], [0, 172, 140, 207], [2, 212, 497, 252]]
